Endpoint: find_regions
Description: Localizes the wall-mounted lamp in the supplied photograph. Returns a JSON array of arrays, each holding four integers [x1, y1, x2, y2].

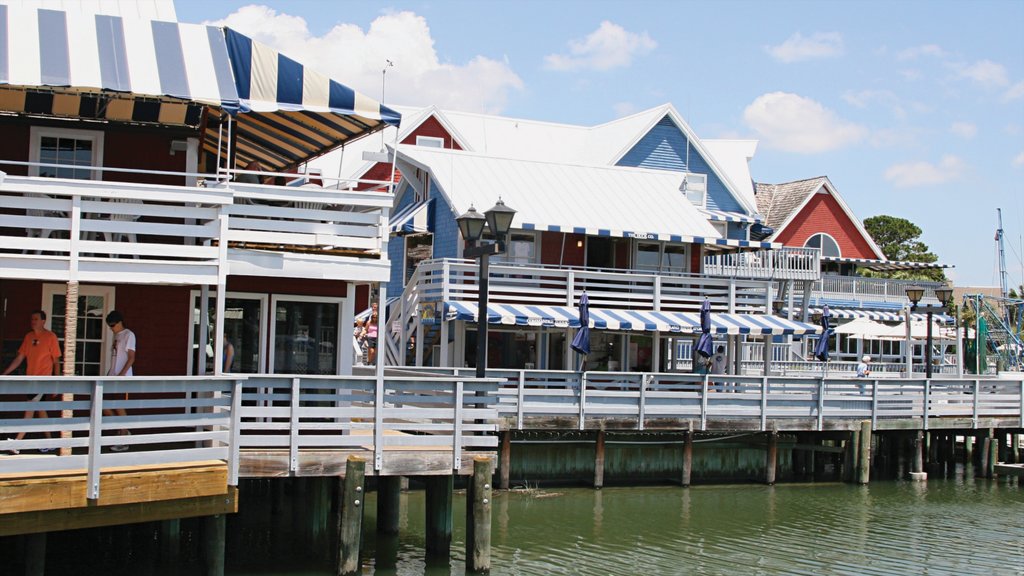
[[577, 240, 584, 249], [169, 139, 188, 156]]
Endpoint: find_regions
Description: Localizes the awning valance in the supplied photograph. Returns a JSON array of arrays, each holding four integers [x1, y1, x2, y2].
[[821, 256, 952, 271], [790, 306, 954, 324], [700, 209, 761, 224], [0, 5, 238, 124], [390, 199, 433, 235], [518, 222, 779, 250], [444, 301, 821, 336]]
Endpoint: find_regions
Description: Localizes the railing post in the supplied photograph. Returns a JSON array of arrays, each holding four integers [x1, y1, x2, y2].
[[228, 379, 242, 486], [86, 380, 104, 501], [578, 372, 587, 431], [700, 375, 709, 431], [1019, 380, 1023, 425], [516, 371, 525, 430], [817, 378, 825, 431], [374, 373, 385, 471], [871, 380, 879, 430], [973, 379, 980, 428], [453, 379, 464, 470], [923, 380, 930, 431], [289, 377, 300, 474], [638, 374, 648, 431], [760, 376, 768, 431]]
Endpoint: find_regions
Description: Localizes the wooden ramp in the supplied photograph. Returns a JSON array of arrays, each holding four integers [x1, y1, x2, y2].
[[0, 459, 236, 536], [994, 463, 1024, 477]]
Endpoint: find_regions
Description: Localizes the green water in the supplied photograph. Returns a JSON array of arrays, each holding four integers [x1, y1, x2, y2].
[[227, 473, 1024, 576]]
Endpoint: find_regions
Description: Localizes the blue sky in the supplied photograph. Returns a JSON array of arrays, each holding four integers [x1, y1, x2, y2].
[[176, 0, 1024, 288]]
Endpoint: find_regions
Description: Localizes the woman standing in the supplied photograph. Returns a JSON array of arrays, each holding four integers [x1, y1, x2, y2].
[[363, 302, 379, 365]]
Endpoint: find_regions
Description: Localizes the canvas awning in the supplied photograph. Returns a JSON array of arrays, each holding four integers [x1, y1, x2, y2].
[[444, 301, 821, 335], [821, 256, 952, 272], [793, 306, 954, 324], [700, 208, 761, 224], [217, 28, 401, 172], [0, 5, 238, 125], [389, 198, 433, 235]]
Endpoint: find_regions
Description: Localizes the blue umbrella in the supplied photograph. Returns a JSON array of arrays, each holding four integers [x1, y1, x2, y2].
[[814, 305, 833, 362], [570, 292, 591, 356], [696, 298, 714, 359]]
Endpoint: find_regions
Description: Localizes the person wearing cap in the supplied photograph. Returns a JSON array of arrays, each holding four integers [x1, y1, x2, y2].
[[856, 355, 871, 378]]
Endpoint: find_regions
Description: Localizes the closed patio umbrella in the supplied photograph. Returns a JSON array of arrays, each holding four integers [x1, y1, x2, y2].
[[696, 298, 715, 360], [814, 305, 833, 362], [571, 292, 591, 369]]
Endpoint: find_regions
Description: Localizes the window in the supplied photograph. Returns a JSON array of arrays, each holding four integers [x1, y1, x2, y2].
[[416, 136, 445, 148], [486, 232, 538, 265], [188, 291, 268, 374], [42, 284, 114, 376], [270, 297, 343, 375], [804, 233, 841, 258], [680, 173, 707, 207], [404, 233, 433, 285], [634, 241, 688, 273], [30, 127, 104, 180]]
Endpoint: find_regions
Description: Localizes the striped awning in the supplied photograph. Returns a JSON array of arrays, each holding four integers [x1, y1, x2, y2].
[[791, 306, 954, 324], [701, 209, 761, 224], [444, 301, 821, 336], [389, 199, 433, 235], [0, 5, 237, 125], [216, 28, 401, 172], [821, 256, 952, 271], [518, 223, 779, 250]]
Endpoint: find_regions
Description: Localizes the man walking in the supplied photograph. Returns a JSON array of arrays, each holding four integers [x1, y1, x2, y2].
[[104, 310, 135, 452], [2, 309, 61, 454]]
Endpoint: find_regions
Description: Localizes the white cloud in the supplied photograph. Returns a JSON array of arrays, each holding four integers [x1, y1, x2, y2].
[[1014, 152, 1024, 167], [544, 21, 656, 71], [897, 44, 946, 61], [953, 59, 1009, 87], [1004, 81, 1024, 101], [842, 89, 906, 120], [612, 102, 638, 118], [765, 32, 844, 63], [883, 155, 966, 187], [742, 92, 867, 153], [950, 121, 977, 139], [206, 6, 523, 113]]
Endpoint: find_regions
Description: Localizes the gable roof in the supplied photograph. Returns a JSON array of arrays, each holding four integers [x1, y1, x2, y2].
[[395, 145, 733, 245], [755, 176, 886, 260], [702, 139, 758, 211]]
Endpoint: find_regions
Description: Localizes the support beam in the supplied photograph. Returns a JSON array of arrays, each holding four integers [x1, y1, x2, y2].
[[593, 430, 606, 489], [376, 476, 401, 535], [338, 456, 366, 576], [765, 432, 778, 485], [858, 421, 872, 484], [466, 457, 494, 573], [681, 430, 693, 487], [203, 514, 226, 576], [424, 475, 453, 562]]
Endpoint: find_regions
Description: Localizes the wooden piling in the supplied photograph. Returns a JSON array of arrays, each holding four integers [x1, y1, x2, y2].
[[25, 532, 45, 576], [681, 430, 693, 487], [466, 456, 494, 573], [424, 475, 453, 561], [499, 431, 512, 490], [376, 476, 402, 535], [980, 437, 992, 478], [988, 433, 999, 478], [913, 431, 924, 474], [765, 432, 778, 485], [203, 514, 226, 576], [842, 432, 855, 483], [848, 430, 860, 483], [964, 434, 974, 464], [159, 518, 180, 565], [858, 421, 872, 484], [338, 456, 366, 576], [593, 430, 606, 489]]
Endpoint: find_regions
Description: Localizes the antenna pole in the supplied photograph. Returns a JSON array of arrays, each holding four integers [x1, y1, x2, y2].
[[381, 59, 394, 147]]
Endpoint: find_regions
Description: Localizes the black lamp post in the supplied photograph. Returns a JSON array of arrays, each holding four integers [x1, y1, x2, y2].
[[906, 285, 954, 378], [456, 199, 517, 378]]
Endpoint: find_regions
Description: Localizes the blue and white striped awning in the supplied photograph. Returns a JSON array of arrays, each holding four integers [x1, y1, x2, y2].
[[390, 199, 433, 235], [517, 223, 780, 250], [791, 306, 954, 324], [0, 5, 238, 122], [700, 209, 762, 224], [444, 301, 821, 335], [821, 256, 952, 272]]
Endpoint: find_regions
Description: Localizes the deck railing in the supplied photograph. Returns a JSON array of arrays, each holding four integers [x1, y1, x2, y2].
[[811, 275, 947, 305], [410, 368, 1024, 432], [703, 247, 820, 281]]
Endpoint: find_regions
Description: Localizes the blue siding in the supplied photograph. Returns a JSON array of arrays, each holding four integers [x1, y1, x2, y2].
[[386, 181, 461, 297], [617, 116, 743, 214], [386, 186, 415, 297]]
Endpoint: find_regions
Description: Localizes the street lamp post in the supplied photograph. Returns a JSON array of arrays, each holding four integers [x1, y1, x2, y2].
[[456, 199, 517, 378], [906, 285, 954, 379]]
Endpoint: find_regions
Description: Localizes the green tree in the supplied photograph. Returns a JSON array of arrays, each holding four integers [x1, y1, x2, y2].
[[862, 215, 946, 281]]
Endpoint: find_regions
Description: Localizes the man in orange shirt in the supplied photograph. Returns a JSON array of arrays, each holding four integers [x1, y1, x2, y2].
[[2, 309, 61, 454]]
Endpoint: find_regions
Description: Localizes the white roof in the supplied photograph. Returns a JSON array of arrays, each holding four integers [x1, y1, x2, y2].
[[7, 0, 177, 20], [702, 139, 759, 211], [396, 146, 722, 241]]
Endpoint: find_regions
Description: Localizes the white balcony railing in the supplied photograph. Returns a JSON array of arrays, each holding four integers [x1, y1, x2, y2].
[[703, 247, 820, 281], [810, 275, 948, 305]]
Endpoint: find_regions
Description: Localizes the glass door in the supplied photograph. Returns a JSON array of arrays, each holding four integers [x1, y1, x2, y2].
[[42, 284, 113, 376], [190, 292, 267, 374], [270, 297, 342, 375]]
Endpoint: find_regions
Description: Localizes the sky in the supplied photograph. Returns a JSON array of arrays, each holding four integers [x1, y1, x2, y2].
[[175, 0, 1024, 289]]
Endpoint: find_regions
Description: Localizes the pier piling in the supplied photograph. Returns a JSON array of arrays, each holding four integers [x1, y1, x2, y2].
[[681, 430, 693, 487], [499, 431, 512, 490], [424, 475, 453, 562], [338, 456, 366, 576], [25, 532, 45, 576], [159, 519, 180, 567], [858, 421, 872, 484], [466, 456, 494, 573], [203, 514, 226, 576], [593, 430, 606, 489], [376, 476, 402, 535], [765, 432, 778, 485], [910, 431, 926, 481]]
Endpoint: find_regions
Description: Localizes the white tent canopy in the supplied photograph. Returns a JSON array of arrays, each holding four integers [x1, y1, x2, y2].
[[834, 317, 956, 341]]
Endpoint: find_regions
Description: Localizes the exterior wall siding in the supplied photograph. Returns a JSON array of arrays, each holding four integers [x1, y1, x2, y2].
[[386, 185, 417, 297], [616, 116, 743, 214], [540, 232, 586, 266], [775, 193, 878, 259], [400, 116, 464, 150]]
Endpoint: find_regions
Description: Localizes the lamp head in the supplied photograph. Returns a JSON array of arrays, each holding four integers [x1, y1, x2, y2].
[[934, 286, 953, 305], [905, 285, 925, 307], [456, 204, 487, 244], [484, 197, 516, 240]]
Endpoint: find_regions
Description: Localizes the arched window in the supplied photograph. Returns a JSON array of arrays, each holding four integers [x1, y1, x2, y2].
[[804, 233, 841, 257]]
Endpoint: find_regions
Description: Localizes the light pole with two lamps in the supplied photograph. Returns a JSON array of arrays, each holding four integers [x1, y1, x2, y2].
[[456, 199, 517, 378], [905, 285, 954, 378]]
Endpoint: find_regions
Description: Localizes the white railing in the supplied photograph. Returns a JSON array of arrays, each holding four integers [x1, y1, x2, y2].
[[0, 376, 240, 499], [811, 275, 947, 305], [409, 368, 1024, 432], [703, 247, 820, 281], [237, 374, 500, 474]]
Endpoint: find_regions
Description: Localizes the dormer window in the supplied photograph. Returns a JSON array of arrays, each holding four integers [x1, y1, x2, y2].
[[804, 232, 841, 257], [680, 173, 707, 207], [416, 136, 445, 148]]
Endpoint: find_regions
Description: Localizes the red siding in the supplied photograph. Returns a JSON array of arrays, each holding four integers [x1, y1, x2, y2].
[[776, 193, 878, 259], [399, 116, 464, 150], [114, 285, 190, 375], [226, 277, 348, 298], [690, 245, 702, 274], [103, 131, 188, 186], [0, 125, 30, 175], [0, 280, 44, 348], [540, 232, 585, 266]]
